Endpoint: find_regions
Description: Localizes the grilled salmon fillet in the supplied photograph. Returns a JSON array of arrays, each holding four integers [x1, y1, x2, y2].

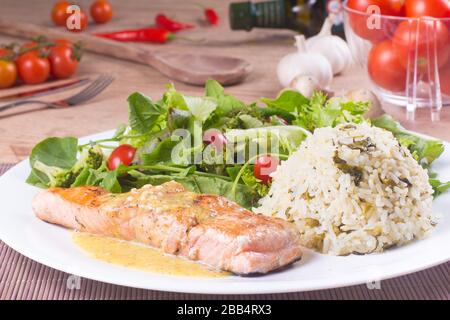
[[32, 181, 302, 274]]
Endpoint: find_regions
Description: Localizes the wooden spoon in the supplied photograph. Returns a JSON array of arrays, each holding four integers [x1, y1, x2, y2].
[[0, 20, 252, 86]]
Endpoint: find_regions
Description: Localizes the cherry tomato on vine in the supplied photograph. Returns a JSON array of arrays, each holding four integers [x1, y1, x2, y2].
[[16, 52, 50, 85], [347, 0, 405, 42], [368, 40, 407, 92], [107, 144, 137, 170], [90, 0, 113, 24], [393, 19, 450, 73], [0, 60, 17, 89], [405, 0, 450, 18], [0, 48, 11, 59], [254, 155, 280, 185], [51, 1, 71, 26], [48, 44, 79, 79]]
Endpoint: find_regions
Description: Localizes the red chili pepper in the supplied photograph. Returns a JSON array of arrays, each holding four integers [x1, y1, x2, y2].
[[204, 8, 219, 26], [155, 14, 194, 32], [94, 28, 174, 43]]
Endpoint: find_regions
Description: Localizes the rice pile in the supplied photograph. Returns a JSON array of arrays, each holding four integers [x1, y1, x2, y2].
[[254, 122, 437, 255]]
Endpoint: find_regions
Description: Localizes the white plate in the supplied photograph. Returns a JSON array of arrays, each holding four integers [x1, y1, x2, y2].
[[0, 130, 449, 295]]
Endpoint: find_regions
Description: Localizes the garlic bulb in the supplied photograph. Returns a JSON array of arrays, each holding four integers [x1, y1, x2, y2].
[[289, 75, 320, 99], [306, 16, 353, 75], [277, 35, 333, 88]]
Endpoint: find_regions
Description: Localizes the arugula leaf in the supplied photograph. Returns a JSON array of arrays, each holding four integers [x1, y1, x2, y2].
[[127, 92, 166, 134], [205, 79, 225, 97], [162, 83, 188, 110], [29, 137, 78, 169], [238, 114, 264, 129], [112, 124, 127, 139], [261, 90, 309, 113], [429, 179, 450, 197], [225, 126, 308, 155], [140, 136, 181, 165], [26, 137, 79, 187], [205, 79, 245, 116], [167, 108, 190, 131], [292, 93, 369, 131], [100, 170, 122, 193]]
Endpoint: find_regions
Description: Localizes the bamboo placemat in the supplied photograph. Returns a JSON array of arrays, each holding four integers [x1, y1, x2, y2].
[[0, 163, 449, 300]]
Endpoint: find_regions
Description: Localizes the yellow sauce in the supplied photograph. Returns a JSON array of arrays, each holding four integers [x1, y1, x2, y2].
[[73, 232, 229, 278]]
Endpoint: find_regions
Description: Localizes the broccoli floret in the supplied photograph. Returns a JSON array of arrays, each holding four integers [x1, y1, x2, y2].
[[33, 145, 104, 188], [33, 161, 76, 188], [72, 145, 104, 175]]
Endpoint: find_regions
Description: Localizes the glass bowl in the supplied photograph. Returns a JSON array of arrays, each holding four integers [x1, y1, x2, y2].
[[343, 2, 450, 121]]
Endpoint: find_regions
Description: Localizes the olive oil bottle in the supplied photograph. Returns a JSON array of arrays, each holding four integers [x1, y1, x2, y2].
[[229, 0, 344, 37]]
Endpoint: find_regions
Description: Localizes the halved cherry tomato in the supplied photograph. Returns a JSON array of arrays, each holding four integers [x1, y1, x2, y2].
[[405, 0, 450, 18], [16, 52, 50, 85], [90, 0, 113, 24], [51, 1, 71, 26], [347, 0, 405, 42], [0, 60, 17, 89], [368, 40, 407, 92], [48, 44, 78, 79], [254, 155, 280, 185], [107, 144, 137, 170], [393, 19, 450, 73], [203, 129, 228, 151]]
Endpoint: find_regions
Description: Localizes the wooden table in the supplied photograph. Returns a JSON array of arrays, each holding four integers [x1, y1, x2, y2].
[[0, 0, 449, 163]]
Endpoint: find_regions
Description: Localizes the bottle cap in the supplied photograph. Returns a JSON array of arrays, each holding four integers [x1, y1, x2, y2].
[[229, 2, 253, 31]]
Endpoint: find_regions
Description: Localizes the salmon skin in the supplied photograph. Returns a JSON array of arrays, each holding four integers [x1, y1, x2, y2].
[[32, 181, 302, 275]]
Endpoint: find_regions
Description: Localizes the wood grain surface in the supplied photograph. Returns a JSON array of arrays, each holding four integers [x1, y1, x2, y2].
[[0, 0, 449, 163]]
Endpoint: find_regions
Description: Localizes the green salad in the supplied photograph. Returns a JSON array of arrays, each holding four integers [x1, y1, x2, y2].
[[26, 80, 450, 208]]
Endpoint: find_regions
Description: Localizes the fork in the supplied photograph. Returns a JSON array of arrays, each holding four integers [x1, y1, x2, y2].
[[0, 74, 114, 112]]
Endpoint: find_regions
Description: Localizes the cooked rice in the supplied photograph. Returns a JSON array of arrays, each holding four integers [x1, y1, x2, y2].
[[254, 122, 437, 255]]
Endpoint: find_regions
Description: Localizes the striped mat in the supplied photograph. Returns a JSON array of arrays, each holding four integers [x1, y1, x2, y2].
[[0, 163, 449, 300]]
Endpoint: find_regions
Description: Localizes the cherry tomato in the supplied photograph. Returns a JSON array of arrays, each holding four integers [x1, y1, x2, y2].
[[347, 0, 405, 42], [51, 1, 71, 26], [0, 60, 17, 89], [368, 40, 407, 92], [107, 144, 137, 170], [54, 39, 73, 47], [203, 129, 228, 151], [439, 63, 450, 96], [48, 45, 78, 79], [66, 9, 88, 32], [16, 52, 50, 85], [393, 19, 450, 73], [405, 0, 450, 18], [21, 41, 39, 54], [90, 0, 113, 24], [254, 155, 280, 185]]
